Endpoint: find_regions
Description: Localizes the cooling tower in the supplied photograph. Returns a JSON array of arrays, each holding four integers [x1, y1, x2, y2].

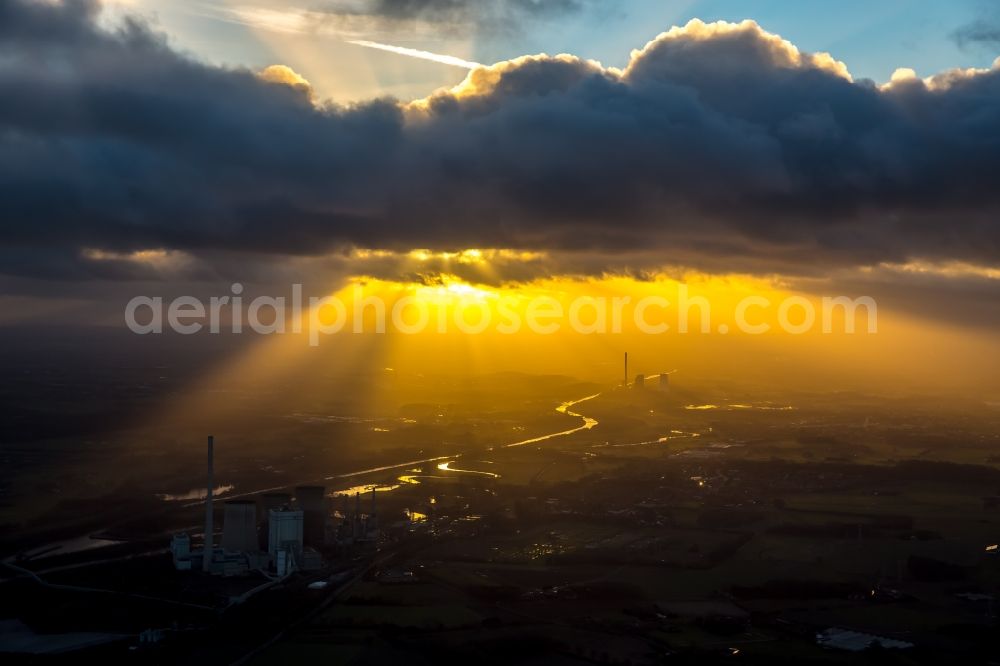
[[221, 500, 258, 553], [296, 485, 327, 547]]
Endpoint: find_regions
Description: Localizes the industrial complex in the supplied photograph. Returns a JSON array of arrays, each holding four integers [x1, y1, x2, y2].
[[169, 436, 379, 578]]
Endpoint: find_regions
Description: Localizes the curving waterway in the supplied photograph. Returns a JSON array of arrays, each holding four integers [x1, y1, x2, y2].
[[505, 394, 600, 448], [327, 393, 603, 493], [177, 393, 605, 505]]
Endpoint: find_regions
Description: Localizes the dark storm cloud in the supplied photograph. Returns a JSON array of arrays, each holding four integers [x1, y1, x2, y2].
[[2, 1, 1000, 281], [953, 21, 1000, 48], [952, 11, 1000, 50], [833, 270, 1000, 331]]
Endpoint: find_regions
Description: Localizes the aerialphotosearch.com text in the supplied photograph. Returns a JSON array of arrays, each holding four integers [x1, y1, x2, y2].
[[125, 283, 877, 346]]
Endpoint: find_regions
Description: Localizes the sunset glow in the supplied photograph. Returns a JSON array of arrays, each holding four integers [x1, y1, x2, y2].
[[3, 2, 1000, 661]]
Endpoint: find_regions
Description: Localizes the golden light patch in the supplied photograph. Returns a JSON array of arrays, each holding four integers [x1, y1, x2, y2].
[[626, 19, 853, 82], [258, 64, 313, 99], [81, 247, 190, 270]]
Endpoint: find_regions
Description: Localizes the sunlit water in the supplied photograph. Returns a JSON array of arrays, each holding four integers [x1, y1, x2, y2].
[[685, 403, 794, 411], [506, 394, 600, 448]]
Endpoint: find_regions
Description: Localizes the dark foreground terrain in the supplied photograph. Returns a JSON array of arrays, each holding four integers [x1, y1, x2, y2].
[[2, 358, 1000, 663]]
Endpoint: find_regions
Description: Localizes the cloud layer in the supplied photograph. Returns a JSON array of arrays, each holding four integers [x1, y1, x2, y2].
[[2, 0, 1000, 281]]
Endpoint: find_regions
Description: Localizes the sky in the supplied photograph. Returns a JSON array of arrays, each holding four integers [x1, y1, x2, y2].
[[107, 0, 1000, 101], [1, 0, 1000, 394]]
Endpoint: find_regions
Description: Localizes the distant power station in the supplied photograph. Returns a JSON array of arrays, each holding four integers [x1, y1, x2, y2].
[[169, 436, 374, 578], [622, 353, 673, 391]]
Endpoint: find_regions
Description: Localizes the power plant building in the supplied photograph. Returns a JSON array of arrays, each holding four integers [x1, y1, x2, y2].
[[269, 507, 304, 576], [171, 437, 320, 578], [170, 533, 191, 570], [268, 508, 304, 557], [258, 492, 292, 550]]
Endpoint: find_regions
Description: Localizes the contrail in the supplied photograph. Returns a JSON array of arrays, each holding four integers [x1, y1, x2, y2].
[[347, 40, 482, 70]]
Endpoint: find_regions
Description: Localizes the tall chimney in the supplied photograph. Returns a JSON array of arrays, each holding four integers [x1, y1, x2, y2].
[[624, 352, 628, 387], [203, 435, 214, 573]]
